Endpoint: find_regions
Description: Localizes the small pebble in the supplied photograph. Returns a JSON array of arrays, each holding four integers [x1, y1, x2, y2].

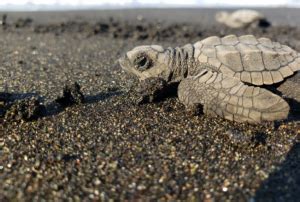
[[55, 82, 85, 107]]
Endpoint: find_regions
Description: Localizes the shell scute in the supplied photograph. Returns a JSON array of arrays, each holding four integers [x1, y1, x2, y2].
[[238, 35, 258, 45], [201, 36, 221, 46], [202, 45, 217, 58], [221, 35, 239, 45], [262, 71, 273, 85], [257, 44, 281, 70], [271, 71, 284, 83], [216, 45, 243, 72], [194, 35, 299, 85], [250, 72, 263, 85], [258, 37, 273, 48], [236, 43, 264, 71]]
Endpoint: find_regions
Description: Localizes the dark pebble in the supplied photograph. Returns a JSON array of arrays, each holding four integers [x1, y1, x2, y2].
[[0, 92, 11, 117], [133, 77, 168, 104], [4, 97, 46, 122], [55, 82, 85, 107]]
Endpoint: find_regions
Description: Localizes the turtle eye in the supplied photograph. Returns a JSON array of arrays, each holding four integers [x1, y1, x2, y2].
[[135, 55, 151, 71]]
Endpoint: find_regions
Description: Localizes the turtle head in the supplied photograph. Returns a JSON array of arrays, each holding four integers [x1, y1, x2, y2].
[[215, 11, 229, 23], [119, 45, 172, 81]]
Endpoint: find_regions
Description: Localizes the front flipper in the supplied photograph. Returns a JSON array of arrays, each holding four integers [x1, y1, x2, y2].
[[178, 70, 290, 123]]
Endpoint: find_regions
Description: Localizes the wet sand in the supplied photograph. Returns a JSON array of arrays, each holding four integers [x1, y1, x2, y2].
[[0, 9, 300, 201]]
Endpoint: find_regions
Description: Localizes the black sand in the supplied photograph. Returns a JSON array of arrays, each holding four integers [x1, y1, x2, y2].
[[0, 9, 299, 201]]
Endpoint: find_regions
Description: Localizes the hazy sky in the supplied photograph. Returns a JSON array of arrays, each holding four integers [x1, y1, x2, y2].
[[0, 0, 198, 5], [0, 0, 298, 7]]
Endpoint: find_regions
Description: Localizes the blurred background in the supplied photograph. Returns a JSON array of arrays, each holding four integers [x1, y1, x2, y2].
[[0, 0, 299, 11]]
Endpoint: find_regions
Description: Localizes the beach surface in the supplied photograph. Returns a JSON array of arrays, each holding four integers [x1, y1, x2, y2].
[[0, 8, 299, 201]]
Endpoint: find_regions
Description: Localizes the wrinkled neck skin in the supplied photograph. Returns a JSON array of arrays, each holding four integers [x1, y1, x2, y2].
[[166, 44, 199, 83]]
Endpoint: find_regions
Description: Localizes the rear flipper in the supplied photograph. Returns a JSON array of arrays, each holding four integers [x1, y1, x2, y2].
[[276, 71, 300, 113], [178, 69, 290, 123]]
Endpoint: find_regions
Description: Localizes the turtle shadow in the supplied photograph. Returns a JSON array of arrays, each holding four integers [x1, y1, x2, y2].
[[254, 142, 300, 201], [1, 90, 123, 120], [44, 90, 123, 118], [43, 101, 64, 117], [286, 97, 300, 122], [84, 91, 123, 104], [1, 92, 39, 102]]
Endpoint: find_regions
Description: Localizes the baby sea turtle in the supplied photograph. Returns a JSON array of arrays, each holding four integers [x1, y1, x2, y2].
[[119, 35, 300, 123], [215, 10, 269, 28]]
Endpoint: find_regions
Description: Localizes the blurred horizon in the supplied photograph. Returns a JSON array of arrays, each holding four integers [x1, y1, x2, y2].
[[0, 0, 299, 11]]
